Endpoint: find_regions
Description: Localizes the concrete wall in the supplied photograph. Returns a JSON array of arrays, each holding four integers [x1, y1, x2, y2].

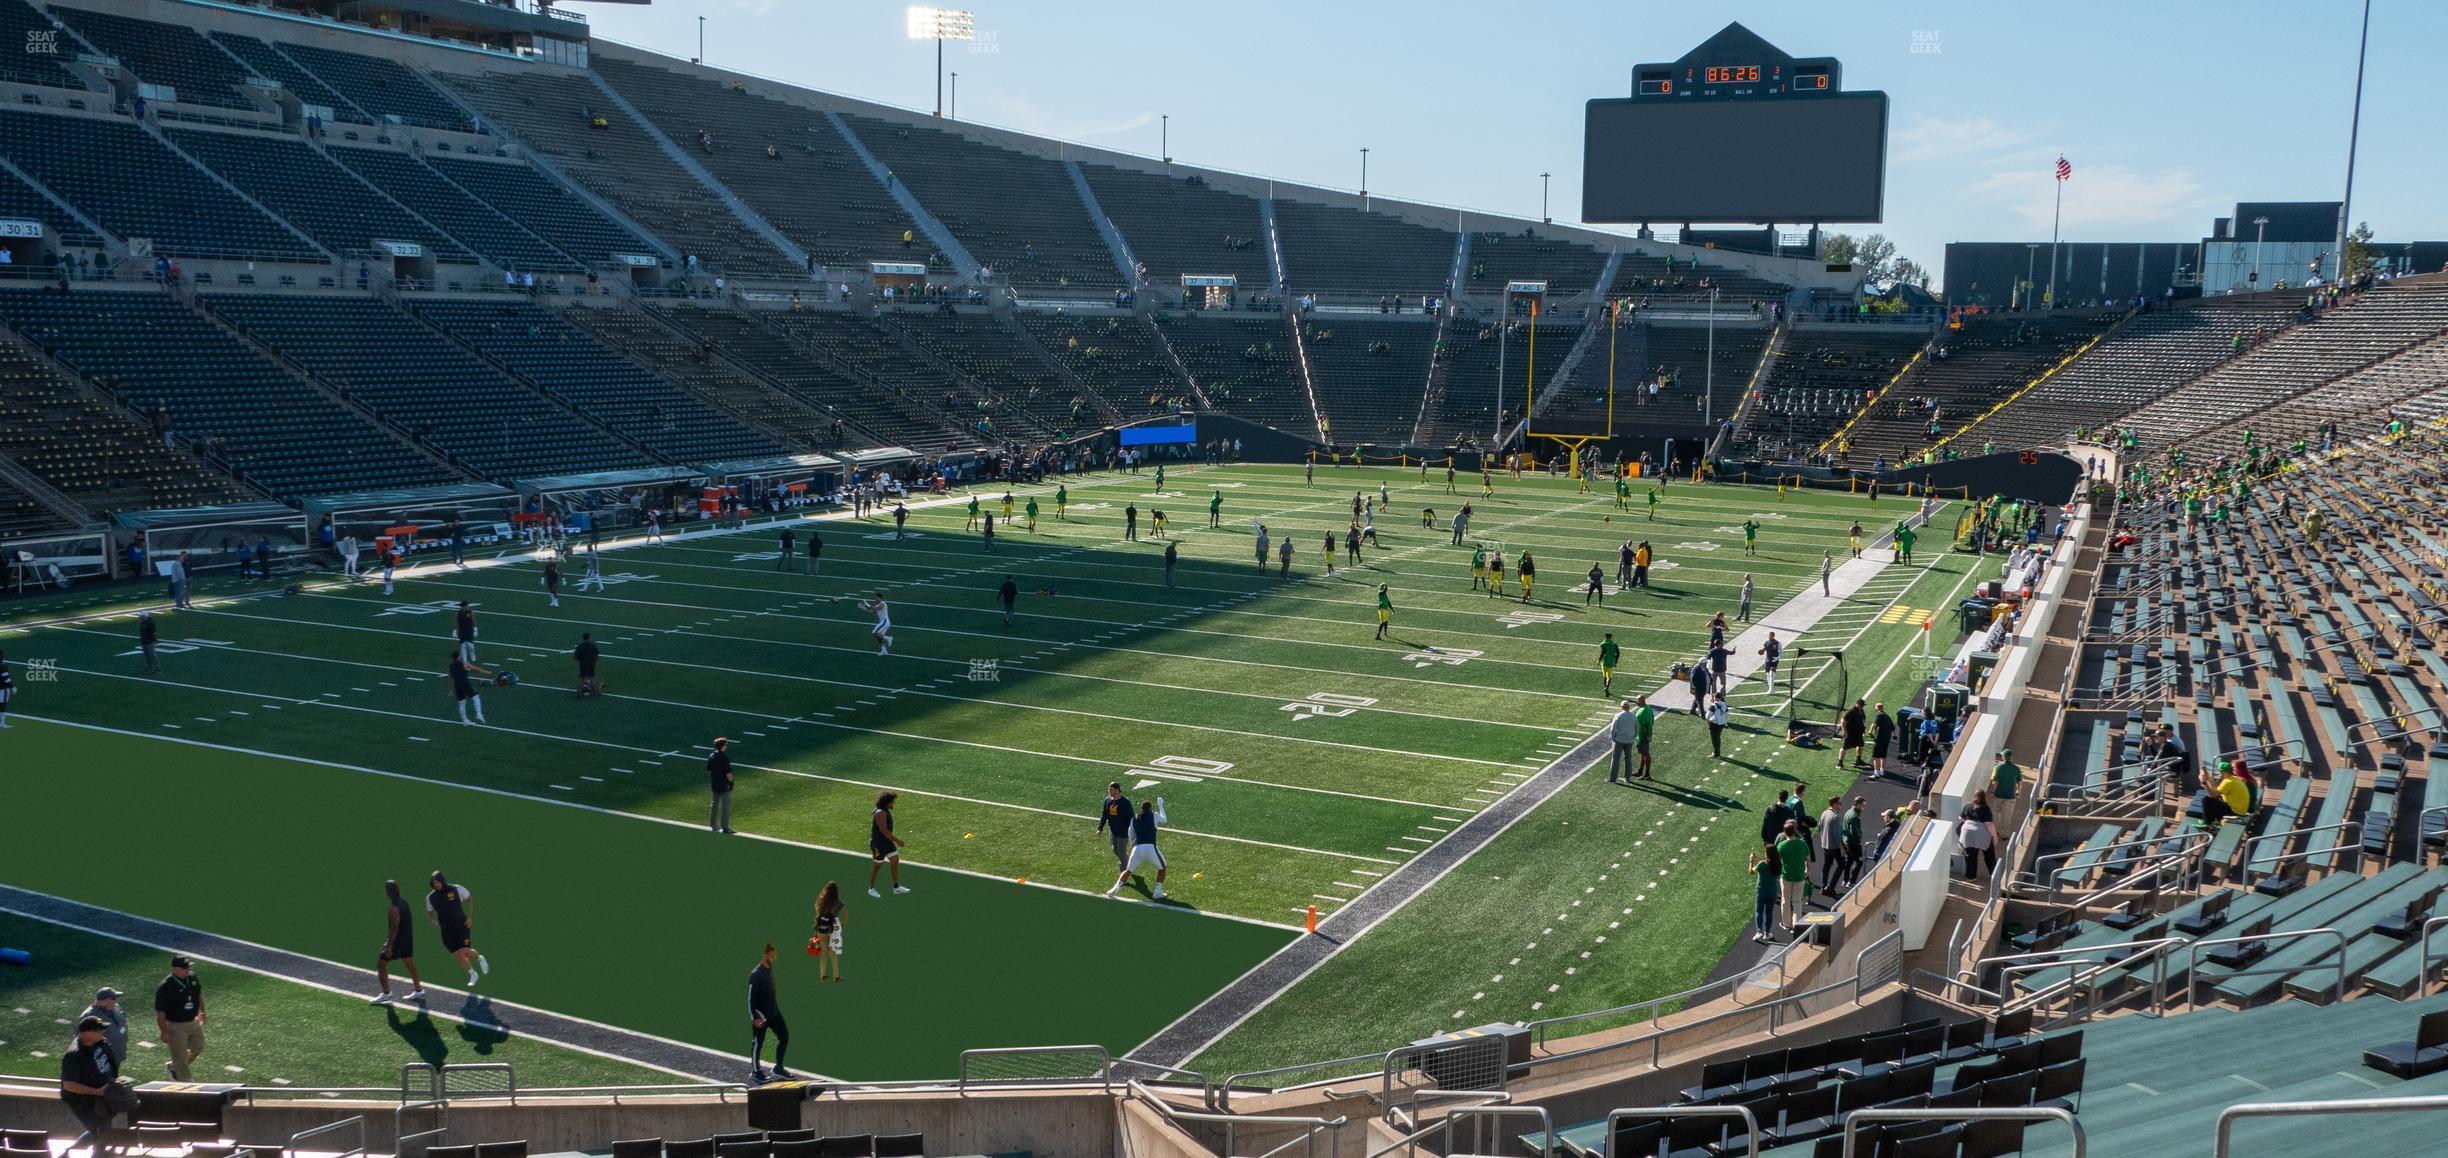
[[0, 1084, 1119, 1158], [1900, 499, 2095, 950]]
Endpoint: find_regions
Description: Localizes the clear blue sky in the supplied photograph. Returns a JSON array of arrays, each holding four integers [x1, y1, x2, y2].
[[581, 1, 2442, 282]]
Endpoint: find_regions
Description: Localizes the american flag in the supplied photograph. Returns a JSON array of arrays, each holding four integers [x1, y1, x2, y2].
[[2055, 156, 2072, 182]]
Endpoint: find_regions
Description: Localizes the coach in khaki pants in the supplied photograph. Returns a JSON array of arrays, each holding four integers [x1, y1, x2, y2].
[[154, 955, 205, 1080]]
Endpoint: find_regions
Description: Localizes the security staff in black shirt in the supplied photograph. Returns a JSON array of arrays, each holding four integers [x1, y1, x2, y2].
[[574, 632, 601, 698], [154, 955, 204, 1080]]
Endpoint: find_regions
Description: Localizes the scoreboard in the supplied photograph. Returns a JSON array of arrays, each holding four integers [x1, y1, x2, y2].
[[1585, 22, 1887, 225]]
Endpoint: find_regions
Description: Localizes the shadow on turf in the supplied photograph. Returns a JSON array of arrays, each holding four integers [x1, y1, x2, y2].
[[1607, 777, 1742, 810], [385, 996, 512, 1064]]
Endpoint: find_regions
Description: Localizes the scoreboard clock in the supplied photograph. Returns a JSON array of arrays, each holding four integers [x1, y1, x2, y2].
[[1630, 22, 1842, 99], [1585, 21, 1888, 224]]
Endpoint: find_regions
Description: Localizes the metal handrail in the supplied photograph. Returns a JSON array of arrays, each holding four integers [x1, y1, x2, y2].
[[286, 1116, 366, 1158], [1907, 968, 2006, 1006], [393, 1099, 446, 1150], [2417, 914, 2448, 994], [2178, 927, 2349, 1007], [1968, 930, 2183, 1008], [437, 1062, 516, 1103], [1214, 1051, 1388, 1113], [1534, 975, 1859, 1072], [2043, 844, 2203, 915], [1846, 1106, 2084, 1157], [1523, 972, 1746, 1047], [1443, 1105, 1552, 1158], [1363, 1093, 1511, 1158], [1125, 1080, 1345, 1158], [2215, 1093, 2448, 1157], [955, 1044, 1112, 1095], [2244, 817, 2369, 880], [1854, 929, 1905, 998], [1601, 1105, 1761, 1158], [2018, 829, 2211, 896]]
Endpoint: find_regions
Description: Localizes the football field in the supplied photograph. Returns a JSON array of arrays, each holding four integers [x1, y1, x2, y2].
[[0, 463, 1952, 1081]]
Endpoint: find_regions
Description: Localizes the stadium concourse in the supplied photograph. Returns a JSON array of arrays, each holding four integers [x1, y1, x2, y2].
[[3, 0, 2448, 1154]]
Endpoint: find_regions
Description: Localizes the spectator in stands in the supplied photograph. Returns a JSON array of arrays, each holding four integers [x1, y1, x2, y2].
[[79, 988, 128, 1073], [1817, 795, 1846, 893], [58, 1015, 123, 1143], [1841, 798, 1867, 889], [1876, 801, 1916, 861], [1989, 748, 2022, 806], [1957, 790, 1998, 882], [1747, 842, 1781, 944], [1760, 789, 1794, 845], [1774, 820, 1812, 933]]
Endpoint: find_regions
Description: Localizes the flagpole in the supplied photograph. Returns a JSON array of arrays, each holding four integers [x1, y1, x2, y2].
[[2047, 163, 2063, 312]]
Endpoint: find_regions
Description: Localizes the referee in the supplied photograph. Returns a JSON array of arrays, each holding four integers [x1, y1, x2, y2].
[[1095, 782, 1134, 872]]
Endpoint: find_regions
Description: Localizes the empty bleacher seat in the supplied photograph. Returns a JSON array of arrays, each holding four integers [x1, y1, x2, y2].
[[2365, 1009, 2448, 1079], [0, 109, 321, 262], [438, 68, 790, 275], [595, 57, 908, 272], [0, 288, 449, 496]]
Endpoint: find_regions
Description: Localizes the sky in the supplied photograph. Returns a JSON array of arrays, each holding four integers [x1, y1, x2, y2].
[[578, 1, 2443, 287]]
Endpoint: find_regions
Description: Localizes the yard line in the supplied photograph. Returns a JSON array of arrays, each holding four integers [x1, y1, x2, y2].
[[8, 713, 1302, 932], [392, 564, 1644, 702], [20, 659, 1402, 868], [146, 615, 1475, 810]]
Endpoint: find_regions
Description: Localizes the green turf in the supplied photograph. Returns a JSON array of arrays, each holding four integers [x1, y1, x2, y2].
[[0, 464, 1955, 1080], [0, 913, 678, 1089], [1187, 537, 1985, 1078], [0, 724, 1288, 1081]]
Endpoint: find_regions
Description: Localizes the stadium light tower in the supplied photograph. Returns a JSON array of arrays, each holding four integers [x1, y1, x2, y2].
[[1161, 114, 1169, 172], [1540, 172, 1551, 224], [950, 71, 958, 120], [906, 6, 975, 118], [1703, 285, 1719, 431], [2024, 244, 2038, 311], [1359, 147, 1370, 211], [2251, 215, 2270, 288]]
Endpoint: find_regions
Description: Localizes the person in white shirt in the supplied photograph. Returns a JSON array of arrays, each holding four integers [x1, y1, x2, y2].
[[1818, 795, 1846, 892], [339, 534, 361, 578], [1105, 797, 1171, 900], [860, 594, 893, 655]]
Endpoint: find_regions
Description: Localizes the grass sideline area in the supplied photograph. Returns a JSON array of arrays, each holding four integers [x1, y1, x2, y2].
[[0, 464, 1950, 1081], [1189, 546, 1982, 1076], [0, 912, 679, 1089]]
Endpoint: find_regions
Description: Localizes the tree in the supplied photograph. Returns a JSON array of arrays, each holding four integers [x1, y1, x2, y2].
[[2345, 221, 2379, 279], [1820, 232, 1919, 288]]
